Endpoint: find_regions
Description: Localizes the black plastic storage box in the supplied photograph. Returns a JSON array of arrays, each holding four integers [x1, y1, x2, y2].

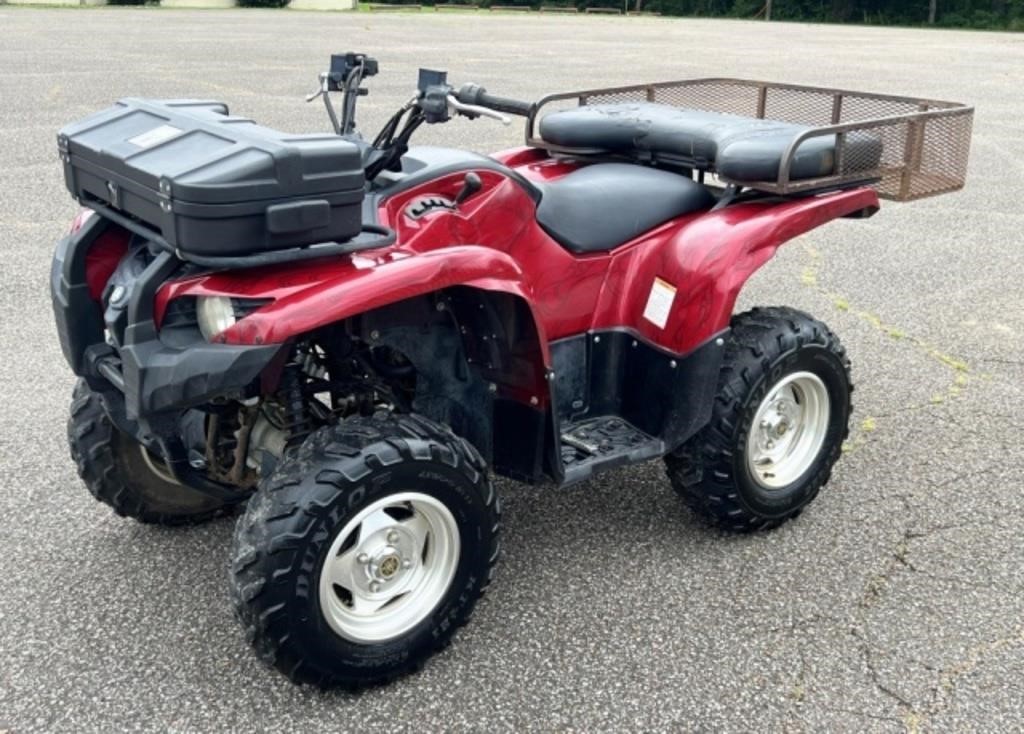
[[58, 99, 365, 256]]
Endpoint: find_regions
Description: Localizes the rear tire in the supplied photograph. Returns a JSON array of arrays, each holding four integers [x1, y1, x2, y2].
[[67, 380, 236, 525], [665, 307, 852, 532], [229, 412, 500, 688]]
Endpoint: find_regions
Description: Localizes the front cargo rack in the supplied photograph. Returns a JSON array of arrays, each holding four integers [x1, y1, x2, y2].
[[526, 78, 974, 202]]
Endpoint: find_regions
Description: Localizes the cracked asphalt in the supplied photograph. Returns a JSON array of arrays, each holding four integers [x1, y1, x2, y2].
[[1, 7, 1022, 731]]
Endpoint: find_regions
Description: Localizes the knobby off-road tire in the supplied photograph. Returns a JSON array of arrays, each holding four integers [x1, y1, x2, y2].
[[665, 307, 852, 532], [67, 380, 235, 525], [230, 412, 500, 688]]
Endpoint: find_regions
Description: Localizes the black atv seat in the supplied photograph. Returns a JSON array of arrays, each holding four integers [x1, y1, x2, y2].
[[536, 163, 714, 254], [539, 103, 883, 182]]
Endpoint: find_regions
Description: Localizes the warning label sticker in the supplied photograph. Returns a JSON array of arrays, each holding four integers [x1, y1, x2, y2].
[[128, 124, 183, 149], [642, 277, 677, 329]]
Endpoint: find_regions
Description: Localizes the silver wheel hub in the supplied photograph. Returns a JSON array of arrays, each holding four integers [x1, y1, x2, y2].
[[746, 371, 831, 490], [319, 492, 460, 643]]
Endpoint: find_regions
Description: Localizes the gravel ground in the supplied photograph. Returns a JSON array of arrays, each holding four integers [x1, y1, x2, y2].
[[0, 7, 1021, 732]]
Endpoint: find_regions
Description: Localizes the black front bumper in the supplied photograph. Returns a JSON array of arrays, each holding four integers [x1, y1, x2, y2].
[[51, 216, 282, 420]]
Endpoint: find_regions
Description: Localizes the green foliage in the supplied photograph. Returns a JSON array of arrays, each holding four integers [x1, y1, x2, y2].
[[614, 0, 1024, 26], [360, 0, 1024, 25]]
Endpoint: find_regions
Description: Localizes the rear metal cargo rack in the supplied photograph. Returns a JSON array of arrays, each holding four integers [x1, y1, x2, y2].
[[526, 78, 974, 202]]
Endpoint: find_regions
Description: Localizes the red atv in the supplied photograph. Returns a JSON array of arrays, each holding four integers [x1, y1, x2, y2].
[[52, 54, 972, 687]]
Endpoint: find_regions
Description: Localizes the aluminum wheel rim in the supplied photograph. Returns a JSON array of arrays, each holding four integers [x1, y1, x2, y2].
[[746, 371, 831, 490], [318, 492, 461, 644]]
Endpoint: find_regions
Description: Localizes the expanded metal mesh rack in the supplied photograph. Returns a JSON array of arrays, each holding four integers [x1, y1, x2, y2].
[[526, 79, 973, 201]]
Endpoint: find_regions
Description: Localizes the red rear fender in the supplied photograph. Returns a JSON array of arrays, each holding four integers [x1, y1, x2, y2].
[[595, 187, 880, 354]]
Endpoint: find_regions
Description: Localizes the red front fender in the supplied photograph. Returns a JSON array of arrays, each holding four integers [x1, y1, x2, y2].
[[157, 245, 550, 357]]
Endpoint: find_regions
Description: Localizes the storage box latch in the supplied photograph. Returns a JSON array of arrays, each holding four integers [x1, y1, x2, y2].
[[266, 200, 332, 234]]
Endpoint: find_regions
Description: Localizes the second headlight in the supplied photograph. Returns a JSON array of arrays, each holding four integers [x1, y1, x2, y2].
[[196, 296, 237, 340]]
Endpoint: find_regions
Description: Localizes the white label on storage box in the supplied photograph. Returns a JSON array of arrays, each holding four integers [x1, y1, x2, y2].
[[128, 124, 183, 149], [643, 277, 677, 329]]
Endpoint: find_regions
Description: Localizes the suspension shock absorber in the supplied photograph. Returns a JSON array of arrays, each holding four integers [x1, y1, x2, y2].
[[279, 357, 313, 449]]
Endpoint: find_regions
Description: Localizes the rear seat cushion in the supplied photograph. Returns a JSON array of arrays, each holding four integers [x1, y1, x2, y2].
[[539, 102, 882, 182]]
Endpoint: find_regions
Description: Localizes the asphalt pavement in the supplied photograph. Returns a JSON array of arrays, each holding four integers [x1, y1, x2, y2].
[[0, 7, 1021, 732]]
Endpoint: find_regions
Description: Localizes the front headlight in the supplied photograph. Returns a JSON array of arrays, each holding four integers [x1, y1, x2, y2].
[[196, 296, 237, 341]]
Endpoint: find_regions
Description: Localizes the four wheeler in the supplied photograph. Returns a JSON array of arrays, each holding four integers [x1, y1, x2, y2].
[[51, 53, 973, 686]]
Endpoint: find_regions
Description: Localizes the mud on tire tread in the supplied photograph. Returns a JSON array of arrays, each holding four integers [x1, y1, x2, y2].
[[665, 307, 852, 532], [67, 380, 235, 525], [229, 412, 500, 689]]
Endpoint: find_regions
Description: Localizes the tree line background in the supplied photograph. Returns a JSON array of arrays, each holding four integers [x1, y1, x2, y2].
[[636, 0, 1024, 28], [361, 0, 1024, 29], [220, 0, 1024, 29]]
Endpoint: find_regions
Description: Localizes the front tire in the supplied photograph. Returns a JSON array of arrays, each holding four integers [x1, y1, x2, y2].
[[229, 412, 500, 688], [67, 380, 236, 525], [665, 307, 852, 532]]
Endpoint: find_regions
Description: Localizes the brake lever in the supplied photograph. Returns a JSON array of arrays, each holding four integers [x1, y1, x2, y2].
[[445, 95, 511, 126], [306, 73, 328, 103]]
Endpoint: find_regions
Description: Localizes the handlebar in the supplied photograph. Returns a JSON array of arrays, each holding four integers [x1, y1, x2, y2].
[[313, 55, 538, 179], [456, 84, 534, 118]]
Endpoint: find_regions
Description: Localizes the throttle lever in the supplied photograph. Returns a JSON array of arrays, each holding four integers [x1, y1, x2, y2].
[[445, 95, 511, 126]]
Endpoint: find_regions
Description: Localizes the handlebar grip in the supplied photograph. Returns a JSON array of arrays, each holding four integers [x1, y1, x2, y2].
[[457, 84, 533, 117]]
